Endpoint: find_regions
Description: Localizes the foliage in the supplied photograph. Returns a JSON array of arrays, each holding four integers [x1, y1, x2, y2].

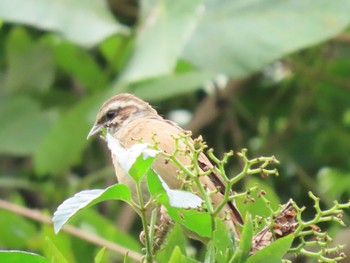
[[53, 133, 350, 262], [1, 0, 350, 263]]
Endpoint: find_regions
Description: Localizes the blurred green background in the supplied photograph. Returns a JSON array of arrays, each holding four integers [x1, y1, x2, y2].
[[1, 0, 350, 262]]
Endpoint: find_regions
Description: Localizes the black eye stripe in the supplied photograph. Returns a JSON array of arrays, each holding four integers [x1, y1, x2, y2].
[[106, 109, 119, 121], [106, 111, 115, 119]]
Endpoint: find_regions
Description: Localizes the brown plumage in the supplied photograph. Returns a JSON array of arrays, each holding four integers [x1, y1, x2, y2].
[[88, 93, 243, 238]]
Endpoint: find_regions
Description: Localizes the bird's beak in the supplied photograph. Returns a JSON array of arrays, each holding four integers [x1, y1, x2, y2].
[[87, 124, 102, 139]]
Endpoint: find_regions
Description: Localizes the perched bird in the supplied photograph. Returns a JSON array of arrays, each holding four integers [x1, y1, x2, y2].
[[87, 93, 243, 238]]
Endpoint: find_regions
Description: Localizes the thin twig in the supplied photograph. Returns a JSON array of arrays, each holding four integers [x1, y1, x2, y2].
[[0, 199, 143, 262]]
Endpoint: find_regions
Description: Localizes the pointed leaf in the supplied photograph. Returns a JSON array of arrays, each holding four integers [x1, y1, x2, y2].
[[147, 168, 165, 196], [147, 169, 202, 209], [246, 235, 294, 263], [52, 41, 106, 91], [232, 214, 253, 263], [34, 93, 106, 175], [184, 0, 350, 78], [0, 0, 128, 46], [166, 206, 212, 238], [0, 96, 55, 156], [130, 71, 215, 102], [212, 218, 234, 263], [41, 225, 75, 263], [0, 251, 49, 263], [44, 236, 69, 263], [168, 246, 199, 263], [147, 169, 211, 237], [5, 28, 55, 94], [156, 224, 187, 263], [53, 184, 131, 233], [129, 154, 157, 183], [120, 0, 202, 82], [204, 243, 216, 263], [106, 134, 160, 183], [94, 247, 106, 263]]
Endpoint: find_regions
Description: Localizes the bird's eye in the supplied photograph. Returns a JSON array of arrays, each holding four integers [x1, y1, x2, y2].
[[106, 110, 116, 120]]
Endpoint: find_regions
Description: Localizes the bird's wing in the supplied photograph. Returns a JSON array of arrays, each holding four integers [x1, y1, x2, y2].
[[197, 152, 243, 225]]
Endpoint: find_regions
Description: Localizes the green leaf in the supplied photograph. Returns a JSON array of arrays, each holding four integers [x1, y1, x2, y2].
[[317, 168, 350, 199], [34, 93, 105, 175], [129, 153, 157, 184], [0, 210, 37, 248], [76, 210, 141, 252], [232, 214, 253, 263], [94, 247, 106, 263], [246, 235, 294, 263], [0, 251, 49, 263], [129, 71, 215, 102], [147, 169, 165, 196], [120, 0, 202, 82], [156, 224, 187, 263], [44, 236, 69, 263], [106, 134, 160, 183], [167, 206, 212, 238], [53, 184, 131, 233], [0, 0, 128, 47], [100, 35, 133, 73], [4, 27, 55, 94], [183, 0, 350, 78], [41, 225, 75, 263], [147, 169, 202, 209], [212, 218, 234, 263], [168, 246, 199, 263], [237, 178, 280, 218], [203, 243, 215, 263], [0, 96, 55, 156], [147, 169, 211, 237], [51, 41, 106, 91], [203, 242, 216, 263]]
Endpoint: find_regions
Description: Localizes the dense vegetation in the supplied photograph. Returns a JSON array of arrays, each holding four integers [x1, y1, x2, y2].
[[1, 0, 350, 262]]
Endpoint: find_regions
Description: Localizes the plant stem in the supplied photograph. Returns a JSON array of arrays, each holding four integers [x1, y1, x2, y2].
[[135, 182, 153, 262]]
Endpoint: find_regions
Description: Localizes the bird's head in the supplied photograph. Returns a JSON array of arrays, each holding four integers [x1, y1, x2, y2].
[[87, 93, 157, 139]]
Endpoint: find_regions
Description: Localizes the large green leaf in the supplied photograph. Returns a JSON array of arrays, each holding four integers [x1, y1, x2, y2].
[[4, 27, 55, 94], [0, 0, 128, 47], [53, 183, 131, 233], [147, 169, 203, 209], [232, 214, 253, 263], [211, 218, 235, 263], [0, 251, 49, 263], [76, 210, 141, 252], [317, 168, 350, 200], [41, 225, 76, 263], [44, 236, 69, 263], [168, 246, 199, 263], [236, 178, 280, 218], [105, 133, 160, 183], [34, 94, 106, 175], [156, 224, 187, 263], [129, 71, 215, 101], [246, 235, 294, 263], [147, 169, 211, 238], [0, 96, 55, 156], [51, 41, 106, 91], [183, 0, 350, 78], [120, 0, 202, 82], [0, 211, 38, 248], [128, 149, 158, 184]]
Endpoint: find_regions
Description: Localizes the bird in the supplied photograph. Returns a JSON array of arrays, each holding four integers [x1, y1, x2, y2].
[[87, 93, 243, 239]]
